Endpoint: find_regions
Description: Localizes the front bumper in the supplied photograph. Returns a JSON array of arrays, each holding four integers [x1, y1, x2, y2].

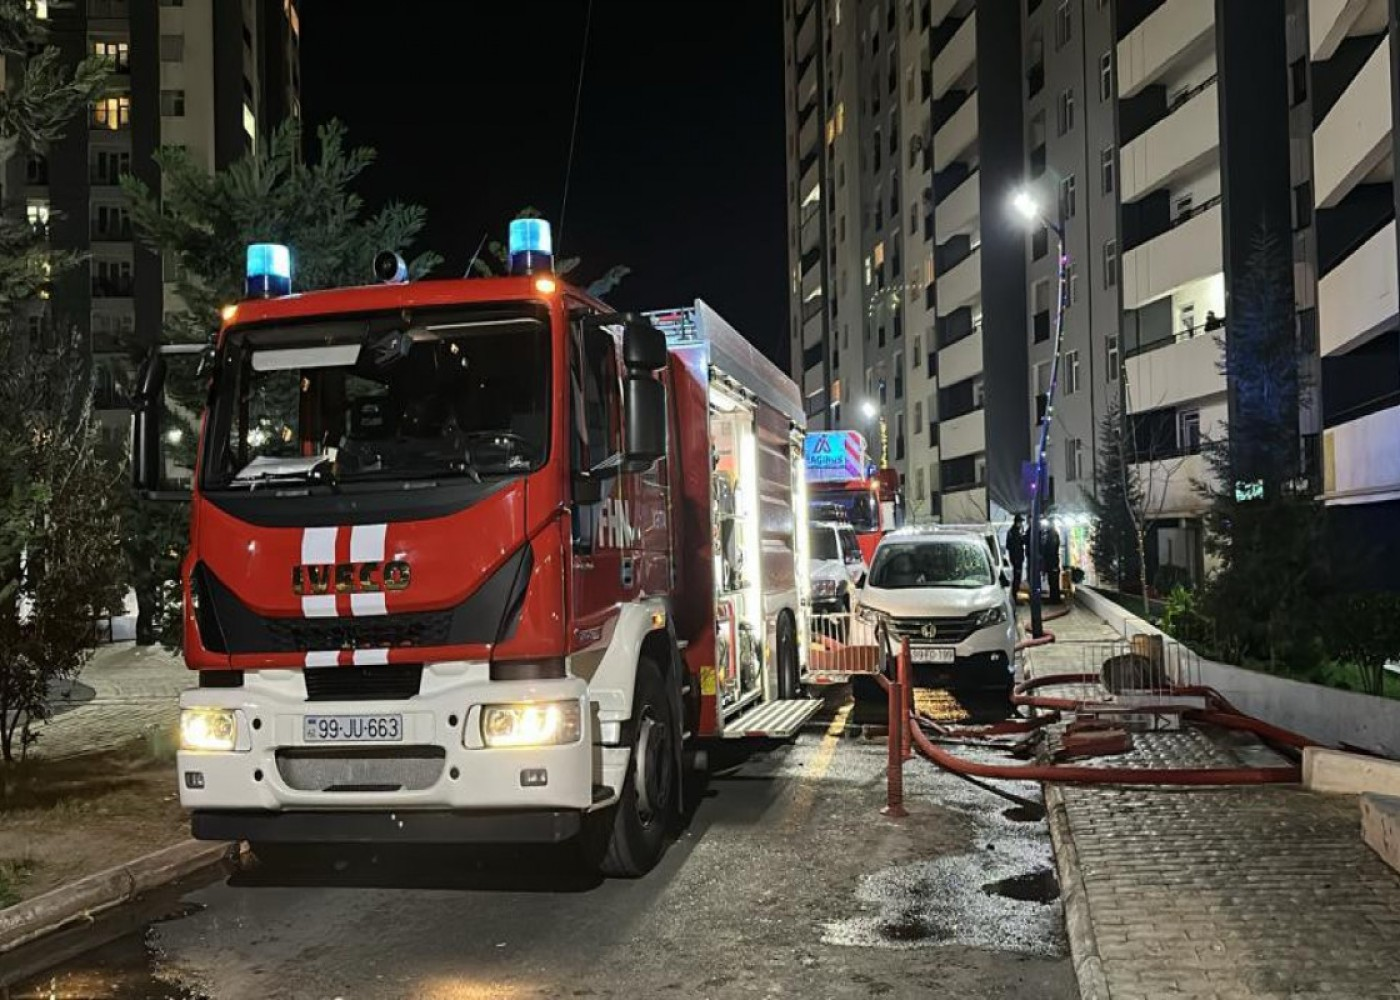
[[900, 620, 1017, 692], [192, 807, 582, 844], [177, 664, 623, 825]]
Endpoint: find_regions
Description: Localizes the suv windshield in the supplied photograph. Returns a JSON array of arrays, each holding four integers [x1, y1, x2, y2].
[[869, 538, 993, 589], [811, 528, 839, 561], [203, 304, 550, 490]]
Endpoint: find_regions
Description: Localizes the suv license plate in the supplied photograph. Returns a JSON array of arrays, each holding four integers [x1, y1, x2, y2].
[[303, 715, 403, 743], [911, 647, 956, 664]]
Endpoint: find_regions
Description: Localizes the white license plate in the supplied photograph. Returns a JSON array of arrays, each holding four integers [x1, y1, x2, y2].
[[911, 647, 956, 664], [303, 714, 403, 743]]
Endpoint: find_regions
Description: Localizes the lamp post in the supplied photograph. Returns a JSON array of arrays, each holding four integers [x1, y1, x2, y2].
[[1013, 188, 1068, 639]]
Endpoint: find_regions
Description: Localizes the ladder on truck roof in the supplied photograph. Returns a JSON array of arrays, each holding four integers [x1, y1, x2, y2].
[[722, 698, 823, 740]]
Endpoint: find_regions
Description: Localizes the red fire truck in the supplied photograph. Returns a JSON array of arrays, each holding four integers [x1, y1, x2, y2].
[[131, 222, 818, 876], [806, 430, 903, 564]]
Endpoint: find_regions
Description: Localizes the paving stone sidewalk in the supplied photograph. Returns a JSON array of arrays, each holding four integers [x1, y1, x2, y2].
[[31, 641, 187, 759], [1024, 601, 1400, 1000]]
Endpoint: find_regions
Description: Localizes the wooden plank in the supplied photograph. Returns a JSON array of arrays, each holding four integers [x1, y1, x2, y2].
[[1361, 794, 1400, 876], [1303, 747, 1400, 796]]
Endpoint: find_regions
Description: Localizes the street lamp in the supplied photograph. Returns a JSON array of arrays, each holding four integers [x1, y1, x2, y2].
[[1011, 187, 1068, 639]]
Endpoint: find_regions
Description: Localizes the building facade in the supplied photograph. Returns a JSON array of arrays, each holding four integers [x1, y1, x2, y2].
[[19, 0, 300, 429], [782, 0, 1031, 525]]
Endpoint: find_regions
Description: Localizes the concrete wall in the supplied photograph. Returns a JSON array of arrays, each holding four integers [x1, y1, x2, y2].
[[1078, 586, 1400, 759]]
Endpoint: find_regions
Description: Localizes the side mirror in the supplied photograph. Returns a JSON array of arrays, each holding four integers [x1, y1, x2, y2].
[[1000, 571, 1011, 588], [622, 315, 667, 371], [623, 375, 666, 469], [130, 351, 166, 492], [856, 572, 867, 589]]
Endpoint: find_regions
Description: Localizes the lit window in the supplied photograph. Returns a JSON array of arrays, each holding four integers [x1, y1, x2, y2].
[[93, 95, 131, 129], [30, 0, 47, 18], [27, 200, 50, 236], [94, 41, 130, 72]]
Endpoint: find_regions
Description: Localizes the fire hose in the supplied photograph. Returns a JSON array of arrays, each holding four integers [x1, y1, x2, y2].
[[889, 654, 1314, 789]]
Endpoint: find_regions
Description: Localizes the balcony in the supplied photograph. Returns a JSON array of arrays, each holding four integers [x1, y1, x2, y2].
[[1121, 202, 1222, 310], [936, 246, 980, 316], [939, 409, 986, 460], [795, 2, 817, 61], [1132, 452, 1210, 517], [1119, 80, 1219, 204], [938, 325, 983, 387], [1310, 0, 1390, 61], [1318, 220, 1398, 357], [1116, 0, 1214, 100], [1322, 401, 1400, 502], [932, 95, 977, 174], [931, 11, 976, 103], [931, 0, 959, 28], [941, 486, 987, 523], [1124, 330, 1224, 414], [1314, 35, 1393, 210], [935, 170, 979, 241]]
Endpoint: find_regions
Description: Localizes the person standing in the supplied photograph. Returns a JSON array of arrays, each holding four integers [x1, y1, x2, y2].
[[1042, 523, 1062, 603], [1005, 515, 1026, 601]]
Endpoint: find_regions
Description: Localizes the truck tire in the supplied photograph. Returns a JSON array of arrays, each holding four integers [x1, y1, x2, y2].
[[776, 611, 804, 700], [599, 656, 677, 878]]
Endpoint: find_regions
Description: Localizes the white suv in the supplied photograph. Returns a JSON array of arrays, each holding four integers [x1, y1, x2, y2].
[[808, 521, 867, 613], [856, 528, 1017, 699]]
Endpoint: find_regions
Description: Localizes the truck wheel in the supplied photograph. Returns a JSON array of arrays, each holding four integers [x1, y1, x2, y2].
[[599, 656, 677, 878], [776, 612, 804, 699]]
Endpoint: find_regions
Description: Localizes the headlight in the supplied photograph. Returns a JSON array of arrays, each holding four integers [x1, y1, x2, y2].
[[973, 605, 1009, 629], [856, 604, 882, 624], [480, 701, 583, 748], [180, 708, 238, 752]]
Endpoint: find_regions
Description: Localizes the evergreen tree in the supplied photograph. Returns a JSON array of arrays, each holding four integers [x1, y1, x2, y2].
[[1198, 222, 1323, 669], [1088, 396, 1141, 591], [0, 1, 121, 761], [121, 118, 442, 647]]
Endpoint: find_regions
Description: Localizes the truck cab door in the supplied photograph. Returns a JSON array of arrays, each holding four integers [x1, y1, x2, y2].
[[131, 342, 211, 498], [569, 319, 630, 651]]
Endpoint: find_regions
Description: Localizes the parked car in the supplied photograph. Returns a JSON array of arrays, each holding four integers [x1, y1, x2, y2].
[[855, 527, 1017, 700], [808, 520, 868, 614]]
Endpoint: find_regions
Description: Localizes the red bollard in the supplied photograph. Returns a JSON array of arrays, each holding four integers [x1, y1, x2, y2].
[[899, 637, 914, 761], [882, 675, 908, 819]]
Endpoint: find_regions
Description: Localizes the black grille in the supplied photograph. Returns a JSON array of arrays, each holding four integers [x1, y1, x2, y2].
[[304, 664, 424, 701], [267, 612, 454, 652], [887, 615, 979, 644]]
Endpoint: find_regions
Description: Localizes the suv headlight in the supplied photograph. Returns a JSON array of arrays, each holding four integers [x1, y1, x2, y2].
[[973, 605, 1009, 629], [480, 701, 583, 748], [181, 708, 238, 752]]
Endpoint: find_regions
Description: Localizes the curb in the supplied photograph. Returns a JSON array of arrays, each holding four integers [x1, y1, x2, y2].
[[1045, 784, 1111, 1000], [0, 839, 239, 955]]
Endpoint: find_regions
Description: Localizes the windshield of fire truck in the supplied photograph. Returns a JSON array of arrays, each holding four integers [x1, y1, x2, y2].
[[202, 304, 551, 489], [809, 488, 879, 532]]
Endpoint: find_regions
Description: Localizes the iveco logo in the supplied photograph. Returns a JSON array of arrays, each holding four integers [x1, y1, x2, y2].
[[920, 623, 938, 640], [292, 561, 411, 596]]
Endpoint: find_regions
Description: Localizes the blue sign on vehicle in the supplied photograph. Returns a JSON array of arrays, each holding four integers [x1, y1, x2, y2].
[[805, 431, 867, 483]]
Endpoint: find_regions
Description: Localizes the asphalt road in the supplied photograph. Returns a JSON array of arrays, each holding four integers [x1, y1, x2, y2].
[[7, 700, 1076, 1000]]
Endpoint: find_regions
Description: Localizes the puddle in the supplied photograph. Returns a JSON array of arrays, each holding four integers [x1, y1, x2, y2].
[[1002, 804, 1047, 823], [982, 869, 1060, 904]]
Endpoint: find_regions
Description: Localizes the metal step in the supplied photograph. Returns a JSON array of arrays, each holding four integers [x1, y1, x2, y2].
[[722, 698, 823, 739]]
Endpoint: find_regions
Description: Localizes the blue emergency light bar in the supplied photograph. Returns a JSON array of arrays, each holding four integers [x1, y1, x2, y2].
[[508, 218, 554, 276], [245, 243, 292, 299]]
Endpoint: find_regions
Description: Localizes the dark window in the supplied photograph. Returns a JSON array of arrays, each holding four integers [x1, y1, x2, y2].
[[160, 89, 186, 117], [1293, 182, 1313, 230], [1103, 239, 1118, 288], [1055, 1, 1072, 49], [1289, 58, 1307, 107]]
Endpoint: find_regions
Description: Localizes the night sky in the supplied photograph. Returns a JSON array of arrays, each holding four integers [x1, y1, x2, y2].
[[298, 2, 790, 369]]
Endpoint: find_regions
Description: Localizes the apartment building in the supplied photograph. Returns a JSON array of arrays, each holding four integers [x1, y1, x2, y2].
[[784, 0, 1022, 522], [1018, 0, 1298, 585], [1305, 0, 1400, 587], [17, 0, 300, 429]]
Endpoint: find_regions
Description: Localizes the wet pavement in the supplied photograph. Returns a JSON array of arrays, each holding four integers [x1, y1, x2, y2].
[[3, 697, 1075, 1000]]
